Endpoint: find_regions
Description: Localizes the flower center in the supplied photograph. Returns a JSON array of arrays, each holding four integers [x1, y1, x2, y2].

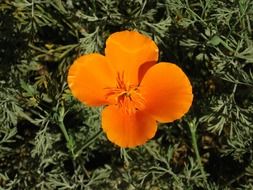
[[105, 73, 145, 114]]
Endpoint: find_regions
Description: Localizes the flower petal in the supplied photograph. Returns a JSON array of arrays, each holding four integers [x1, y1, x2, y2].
[[140, 62, 193, 122], [102, 105, 157, 148], [105, 30, 158, 85], [68, 53, 115, 106]]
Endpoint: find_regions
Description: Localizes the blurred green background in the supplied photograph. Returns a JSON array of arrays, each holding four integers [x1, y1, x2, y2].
[[0, 0, 253, 189]]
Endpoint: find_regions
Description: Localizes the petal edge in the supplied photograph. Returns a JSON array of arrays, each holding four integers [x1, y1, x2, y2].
[[105, 30, 159, 85], [68, 53, 115, 106], [140, 62, 193, 122], [102, 105, 157, 148]]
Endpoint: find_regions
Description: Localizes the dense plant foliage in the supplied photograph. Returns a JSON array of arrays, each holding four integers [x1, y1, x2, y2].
[[0, 0, 253, 189]]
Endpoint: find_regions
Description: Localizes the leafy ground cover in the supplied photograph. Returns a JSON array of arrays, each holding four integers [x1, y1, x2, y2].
[[0, 0, 253, 189]]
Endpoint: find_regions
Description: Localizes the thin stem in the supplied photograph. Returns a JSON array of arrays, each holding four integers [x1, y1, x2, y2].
[[58, 106, 70, 141], [189, 120, 207, 184], [58, 106, 75, 157], [59, 117, 70, 142], [74, 129, 103, 159]]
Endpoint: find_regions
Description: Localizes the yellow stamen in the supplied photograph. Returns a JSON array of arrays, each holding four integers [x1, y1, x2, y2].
[[105, 72, 145, 114]]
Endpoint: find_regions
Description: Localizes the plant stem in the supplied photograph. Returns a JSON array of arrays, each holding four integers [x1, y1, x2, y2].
[[189, 120, 207, 183], [58, 106, 75, 157], [74, 129, 103, 158], [59, 117, 70, 142]]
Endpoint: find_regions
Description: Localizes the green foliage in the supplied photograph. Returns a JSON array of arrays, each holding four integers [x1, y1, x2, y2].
[[1, 0, 253, 189]]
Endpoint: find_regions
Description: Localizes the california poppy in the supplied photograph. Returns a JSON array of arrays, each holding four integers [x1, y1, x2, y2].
[[68, 30, 193, 148]]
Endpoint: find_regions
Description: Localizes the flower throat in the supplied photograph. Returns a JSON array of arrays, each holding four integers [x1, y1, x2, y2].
[[105, 72, 145, 114]]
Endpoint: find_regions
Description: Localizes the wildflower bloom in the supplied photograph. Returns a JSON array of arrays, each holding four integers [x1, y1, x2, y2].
[[68, 30, 193, 148]]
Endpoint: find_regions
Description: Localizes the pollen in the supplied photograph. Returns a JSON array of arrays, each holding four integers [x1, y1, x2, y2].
[[105, 72, 145, 114]]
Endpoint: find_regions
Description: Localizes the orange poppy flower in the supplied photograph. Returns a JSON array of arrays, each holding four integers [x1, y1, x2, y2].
[[68, 30, 193, 148]]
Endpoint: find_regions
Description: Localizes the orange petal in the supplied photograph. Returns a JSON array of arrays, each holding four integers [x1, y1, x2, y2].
[[68, 53, 115, 106], [140, 62, 193, 122], [102, 105, 157, 148], [105, 30, 158, 85]]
